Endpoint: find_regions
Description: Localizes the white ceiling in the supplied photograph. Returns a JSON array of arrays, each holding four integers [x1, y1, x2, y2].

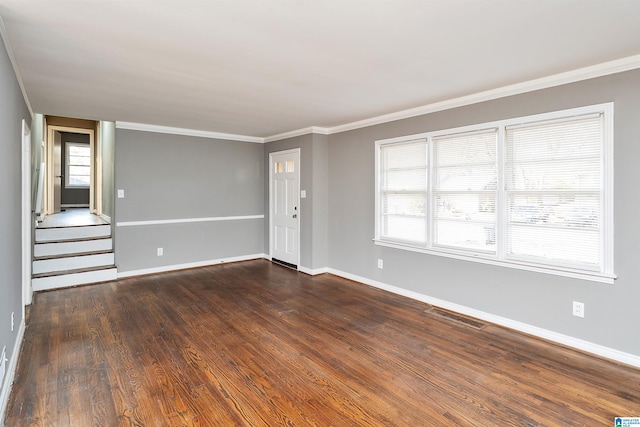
[[1, 0, 640, 138]]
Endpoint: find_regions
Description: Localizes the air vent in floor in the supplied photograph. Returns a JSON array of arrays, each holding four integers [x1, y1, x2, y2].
[[429, 307, 487, 330]]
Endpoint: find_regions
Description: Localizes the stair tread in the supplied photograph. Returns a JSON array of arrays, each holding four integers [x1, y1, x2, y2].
[[32, 265, 117, 279], [35, 236, 112, 245], [34, 250, 114, 261]]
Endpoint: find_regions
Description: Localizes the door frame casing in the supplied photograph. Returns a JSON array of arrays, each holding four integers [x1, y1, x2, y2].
[[21, 119, 32, 308], [45, 125, 98, 215], [268, 148, 301, 268]]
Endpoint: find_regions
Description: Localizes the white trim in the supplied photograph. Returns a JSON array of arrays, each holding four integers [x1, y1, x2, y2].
[[327, 268, 640, 368], [298, 265, 329, 275], [114, 55, 639, 144], [21, 120, 32, 308], [115, 121, 264, 144], [117, 253, 266, 278], [0, 317, 26, 422], [116, 214, 264, 227], [264, 126, 329, 143], [100, 213, 111, 223], [326, 54, 640, 135], [0, 15, 34, 119]]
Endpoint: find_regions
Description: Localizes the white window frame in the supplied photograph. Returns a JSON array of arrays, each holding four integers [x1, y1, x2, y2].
[[374, 103, 615, 284], [65, 142, 91, 188]]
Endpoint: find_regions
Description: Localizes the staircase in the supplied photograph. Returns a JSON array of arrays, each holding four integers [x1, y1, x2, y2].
[[32, 223, 117, 291]]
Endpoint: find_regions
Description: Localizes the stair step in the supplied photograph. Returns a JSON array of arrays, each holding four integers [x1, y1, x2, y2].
[[34, 237, 112, 257], [36, 224, 111, 243], [33, 252, 115, 275], [32, 266, 118, 292], [34, 249, 113, 261]]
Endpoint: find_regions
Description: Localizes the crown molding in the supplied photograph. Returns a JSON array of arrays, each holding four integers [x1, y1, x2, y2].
[[326, 54, 640, 135], [264, 126, 329, 143], [115, 121, 265, 143], [115, 54, 640, 144], [0, 14, 34, 119]]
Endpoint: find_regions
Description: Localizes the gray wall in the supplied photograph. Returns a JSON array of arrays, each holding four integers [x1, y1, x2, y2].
[[0, 32, 30, 389], [60, 132, 90, 206], [115, 129, 264, 272], [100, 121, 115, 220], [264, 133, 328, 271], [327, 69, 640, 357]]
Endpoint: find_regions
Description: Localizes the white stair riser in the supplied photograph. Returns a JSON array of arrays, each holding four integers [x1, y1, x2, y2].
[[35, 225, 111, 242], [32, 268, 118, 292], [34, 239, 112, 257], [33, 253, 115, 275]]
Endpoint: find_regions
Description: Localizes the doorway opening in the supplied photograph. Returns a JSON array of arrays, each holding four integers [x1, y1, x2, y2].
[[42, 116, 104, 224]]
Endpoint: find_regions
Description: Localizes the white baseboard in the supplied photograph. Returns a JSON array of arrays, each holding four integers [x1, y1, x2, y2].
[[100, 213, 111, 223], [118, 253, 267, 278], [298, 265, 329, 275], [0, 316, 26, 423], [327, 268, 640, 368], [61, 204, 90, 208]]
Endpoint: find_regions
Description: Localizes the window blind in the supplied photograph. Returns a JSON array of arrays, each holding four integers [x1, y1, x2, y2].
[[432, 129, 497, 253], [379, 140, 427, 244], [505, 114, 602, 269]]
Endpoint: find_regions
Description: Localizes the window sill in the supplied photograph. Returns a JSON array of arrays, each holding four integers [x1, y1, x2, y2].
[[373, 239, 616, 284]]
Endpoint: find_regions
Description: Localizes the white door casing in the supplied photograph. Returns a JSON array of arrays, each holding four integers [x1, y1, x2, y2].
[[21, 119, 32, 307], [269, 149, 300, 267]]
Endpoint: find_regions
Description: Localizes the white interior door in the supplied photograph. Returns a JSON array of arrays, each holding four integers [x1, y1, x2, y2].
[[270, 149, 300, 267]]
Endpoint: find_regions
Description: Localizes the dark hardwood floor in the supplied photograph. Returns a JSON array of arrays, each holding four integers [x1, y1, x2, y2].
[[5, 259, 640, 426]]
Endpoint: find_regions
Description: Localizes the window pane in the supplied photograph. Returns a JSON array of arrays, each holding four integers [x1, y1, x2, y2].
[[433, 130, 497, 166], [436, 164, 497, 191], [379, 140, 428, 244], [508, 225, 599, 268], [432, 130, 497, 253], [434, 220, 496, 252], [382, 215, 426, 244], [506, 115, 601, 191], [68, 145, 90, 157], [69, 155, 90, 166], [509, 194, 599, 229], [69, 165, 90, 177], [435, 193, 495, 222], [383, 193, 425, 216], [69, 175, 90, 187], [286, 160, 294, 173], [381, 140, 426, 169], [506, 113, 603, 270]]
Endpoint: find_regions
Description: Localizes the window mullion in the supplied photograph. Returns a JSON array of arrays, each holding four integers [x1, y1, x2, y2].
[[427, 137, 433, 248], [497, 125, 506, 260]]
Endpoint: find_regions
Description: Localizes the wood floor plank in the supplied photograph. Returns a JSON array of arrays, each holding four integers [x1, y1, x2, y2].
[[5, 259, 640, 426]]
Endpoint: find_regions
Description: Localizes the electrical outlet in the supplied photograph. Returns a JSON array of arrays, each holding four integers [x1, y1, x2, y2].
[[117, 189, 125, 198], [157, 248, 163, 256], [573, 301, 585, 318], [377, 259, 383, 269], [11, 312, 14, 332]]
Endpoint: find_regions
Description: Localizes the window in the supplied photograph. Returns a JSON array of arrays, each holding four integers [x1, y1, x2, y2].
[[66, 142, 91, 187], [375, 104, 614, 283]]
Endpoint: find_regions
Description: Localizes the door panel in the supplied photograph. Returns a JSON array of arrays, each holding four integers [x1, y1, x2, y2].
[[271, 150, 299, 267]]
